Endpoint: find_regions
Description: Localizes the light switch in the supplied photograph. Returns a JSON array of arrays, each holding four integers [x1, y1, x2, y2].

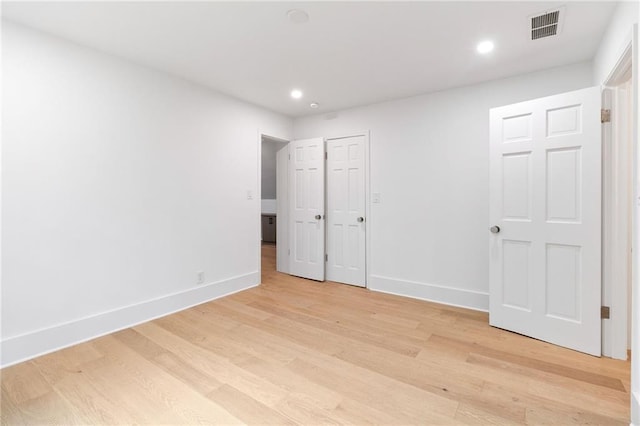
[[372, 193, 381, 203], [247, 190, 253, 200]]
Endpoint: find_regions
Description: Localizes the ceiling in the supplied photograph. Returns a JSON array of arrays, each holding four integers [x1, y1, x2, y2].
[[2, 2, 617, 117]]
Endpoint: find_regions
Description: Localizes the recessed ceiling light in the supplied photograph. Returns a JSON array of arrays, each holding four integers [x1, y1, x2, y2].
[[287, 9, 309, 24], [477, 40, 494, 54], [290, 89, 303, 99], [310, 102, 319, 109]]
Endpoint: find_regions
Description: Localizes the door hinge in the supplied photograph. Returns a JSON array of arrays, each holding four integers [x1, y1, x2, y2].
[[601, 109, 611, 123], [601, 306, 610, 319], [288, 153, 291, 160], [325, 152, 328, 160], [325, 254, 328, 262]]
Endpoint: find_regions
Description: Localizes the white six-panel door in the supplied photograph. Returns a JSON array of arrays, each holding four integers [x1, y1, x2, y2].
[[489, 86, 601, 356], [326, 136, 367, 287], [289, 138, 325, 281]]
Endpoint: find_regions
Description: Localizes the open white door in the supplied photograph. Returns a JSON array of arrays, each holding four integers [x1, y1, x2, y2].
[[276, 143, 289, 274], [326, 136, 367, 287], [289, 138, 325, 281], [489, 86, 601, 356]]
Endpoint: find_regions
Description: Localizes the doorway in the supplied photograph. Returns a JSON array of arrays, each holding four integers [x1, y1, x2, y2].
[[259, 134, 288, 278]]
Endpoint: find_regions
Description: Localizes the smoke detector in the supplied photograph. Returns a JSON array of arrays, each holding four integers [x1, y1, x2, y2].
[[529, 6, 565, 40]]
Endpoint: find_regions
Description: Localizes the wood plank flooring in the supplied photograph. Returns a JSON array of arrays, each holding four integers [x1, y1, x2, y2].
[[1, 244, 631, 424]]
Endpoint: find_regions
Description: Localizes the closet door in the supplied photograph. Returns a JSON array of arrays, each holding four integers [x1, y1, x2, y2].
[[289, 138, 325, 281], [326, 135, 366, 287]]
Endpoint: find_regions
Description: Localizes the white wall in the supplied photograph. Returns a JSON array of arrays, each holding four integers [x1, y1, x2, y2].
[[294, 62, 593, 310], [261, 199, 277, 215], [593, 1, 638, 86], [1, 21, 292, 367]]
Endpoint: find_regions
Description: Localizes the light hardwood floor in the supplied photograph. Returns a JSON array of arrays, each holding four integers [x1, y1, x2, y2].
[[1, 244, 631, 424]]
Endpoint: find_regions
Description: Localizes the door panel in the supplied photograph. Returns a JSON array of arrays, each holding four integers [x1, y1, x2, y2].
[[489, 86, 601, 356], [326, 136, 366, 287], [289, 138, 325, 281], [502, 239, 532, 311]]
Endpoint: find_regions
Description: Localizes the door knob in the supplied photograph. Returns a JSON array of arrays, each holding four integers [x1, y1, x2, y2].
[[315, 214, 322, 220], [489, 225, 500, 233], [357, 217, 365, 223]]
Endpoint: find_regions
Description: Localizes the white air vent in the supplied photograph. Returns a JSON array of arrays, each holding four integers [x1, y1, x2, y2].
[[529, 6, 565, 40]]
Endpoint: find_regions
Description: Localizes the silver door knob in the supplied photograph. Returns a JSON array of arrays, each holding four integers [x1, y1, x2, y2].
[[315, 215, 322, 220], [357, 217, 365, 223], [489, 225, 500, 233]]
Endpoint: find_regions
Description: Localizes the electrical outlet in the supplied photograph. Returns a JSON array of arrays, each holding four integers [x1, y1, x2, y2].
[[197, 271, 205, 285]]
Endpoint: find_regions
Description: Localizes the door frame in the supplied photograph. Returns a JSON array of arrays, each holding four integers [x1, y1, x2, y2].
[[324, 131, 371, 288], [630, 23, 639, 426], [599, 23, 639, 424], [602, 41, 633, 360], [257, 131, 290, 281]]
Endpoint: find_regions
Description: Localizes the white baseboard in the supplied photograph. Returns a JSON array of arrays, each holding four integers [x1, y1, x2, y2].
[[368, 274, 489, 312], [0, 272, 259, 368]]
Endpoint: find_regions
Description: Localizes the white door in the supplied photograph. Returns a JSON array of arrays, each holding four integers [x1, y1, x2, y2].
[[289, 138, 325, 281], [276, 143, 289, 274], [326, 136, 367, 287], [489, 86, 601, 356]]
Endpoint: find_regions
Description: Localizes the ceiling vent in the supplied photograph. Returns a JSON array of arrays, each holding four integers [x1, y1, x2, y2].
[[530, 6, 565, 40]]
